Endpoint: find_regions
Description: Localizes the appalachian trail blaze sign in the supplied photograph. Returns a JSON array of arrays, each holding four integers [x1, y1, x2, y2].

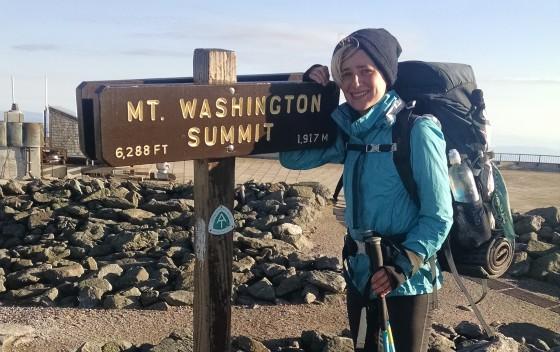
[[77, 75, 339, 166], [208, 205, 235, 235]]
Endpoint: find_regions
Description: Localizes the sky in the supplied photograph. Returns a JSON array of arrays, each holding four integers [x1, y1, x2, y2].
[[1, 0, 559, 154]]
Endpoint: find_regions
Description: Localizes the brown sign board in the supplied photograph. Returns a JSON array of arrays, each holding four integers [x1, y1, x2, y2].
[[76, 72, 302, 160], [76, 73, 303, 161], [77, 76, 340, 166]]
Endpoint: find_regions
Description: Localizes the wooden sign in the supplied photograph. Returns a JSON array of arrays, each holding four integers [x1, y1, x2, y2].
[[76, 74, 339, 166]]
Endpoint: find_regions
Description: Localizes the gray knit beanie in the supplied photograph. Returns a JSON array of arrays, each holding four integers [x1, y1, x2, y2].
[[334, 28, 402, 87]]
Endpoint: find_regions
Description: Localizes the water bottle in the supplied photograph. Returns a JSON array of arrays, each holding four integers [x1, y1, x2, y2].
[[448, 149, 479, 203], [448, 149, 492, 248], [478, 151, 495, 202]]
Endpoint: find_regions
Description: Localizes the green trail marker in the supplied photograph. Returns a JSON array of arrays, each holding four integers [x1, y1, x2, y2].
[[208, 205, 234, 235]]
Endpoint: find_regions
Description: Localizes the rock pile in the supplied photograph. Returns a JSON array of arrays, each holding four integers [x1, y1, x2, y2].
[[0, 178, 345, 309], [508, 206, 560, 286]]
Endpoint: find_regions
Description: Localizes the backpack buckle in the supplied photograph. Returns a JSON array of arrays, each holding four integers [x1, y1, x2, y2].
[[406, 100, 417, 109], [365, 144, 380, 152]]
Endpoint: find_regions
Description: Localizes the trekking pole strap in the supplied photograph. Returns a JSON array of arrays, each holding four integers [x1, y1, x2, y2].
[[475, 279, 489, 305], [333, 174, 343, 202], [428, 256, 438, 309], [356, 307, 368, 349], [443, 241, 495, 338]]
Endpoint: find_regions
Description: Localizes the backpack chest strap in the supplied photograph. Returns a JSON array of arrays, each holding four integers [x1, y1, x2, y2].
[[346, 143, 397, 153]]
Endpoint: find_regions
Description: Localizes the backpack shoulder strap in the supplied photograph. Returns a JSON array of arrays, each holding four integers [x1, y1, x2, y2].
[[332, 128, 349, 202], [392, 104, 420, 208]]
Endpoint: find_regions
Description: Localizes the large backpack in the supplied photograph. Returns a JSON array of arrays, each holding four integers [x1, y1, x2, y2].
[[392, 61, 516, 279], [333, 61, 517, 337]]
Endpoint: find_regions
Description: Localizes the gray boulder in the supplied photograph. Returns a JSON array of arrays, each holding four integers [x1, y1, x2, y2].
[[78, 278, 112, 308], [3, 180, 25, 195], [509, 254, 532, 277], [5, 265, 49, 289], [515, 215, 546, 234], [145, 331, 193, 352], [232, 336, 271, 352], [247, 278, 276, 301], [109, 231, 158, 252], [304, 270, 346, 293], [455, 321, 484, 339], [102, 294, 139, 309], [4, 284, 48, 300], [69, 230, 103, 248], [301, 284, 320, 304], [287, 185, 315, 199], [119, 208, 155, 223], [114, 266, 149, 289], [141, 198, 191, 214], [300, 330, 326, 352], [27, 209, 53, 229], [526, 240, 557, 258], [315, 256, 342, 271], [233, 256, 256, 273], [430, 335, 455, 351], [43, 263, 85, 284], [161, 290, 194, 306], [518, 232, 539, 243], [322, 336, 354, 352], [530, 251, 560, 279], [97, 264, 124, 280], [100, 197, 136, 210], [0, 324, 36, 351], [527, 207, 560, 226], [456, 332, 519, 351], [275, 274, 304, 297]]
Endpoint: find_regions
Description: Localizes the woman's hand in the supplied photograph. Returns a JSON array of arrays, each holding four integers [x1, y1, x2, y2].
[[305, 65, 330, 86], [371, 268, 394, 297]]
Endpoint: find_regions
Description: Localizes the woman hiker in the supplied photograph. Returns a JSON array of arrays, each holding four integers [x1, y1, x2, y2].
[[279, 28, 453, 352]]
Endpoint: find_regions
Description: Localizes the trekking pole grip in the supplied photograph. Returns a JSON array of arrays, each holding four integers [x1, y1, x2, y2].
[[371, 237, 390, 330]]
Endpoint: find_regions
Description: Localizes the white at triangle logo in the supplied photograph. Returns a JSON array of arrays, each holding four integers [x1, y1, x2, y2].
[[208, 205, 234, 235], [214, 212, 230, 230]]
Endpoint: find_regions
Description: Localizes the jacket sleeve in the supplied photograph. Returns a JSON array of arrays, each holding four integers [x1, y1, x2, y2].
[[279, 128, 346, 170], [396, 117, 453, 274]]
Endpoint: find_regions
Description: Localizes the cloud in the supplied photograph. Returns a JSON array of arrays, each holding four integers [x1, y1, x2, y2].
[[12, 44, 59, 52], [119, 49, 190, 57], [483, 78, 560, 85], [130, 23, 337, 51]]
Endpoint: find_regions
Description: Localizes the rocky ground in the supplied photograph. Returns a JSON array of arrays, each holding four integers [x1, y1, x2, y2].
[[0, 176, 559, 351]]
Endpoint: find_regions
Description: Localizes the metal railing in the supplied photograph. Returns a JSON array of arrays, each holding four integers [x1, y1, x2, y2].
[[493, 152, 560, 165]]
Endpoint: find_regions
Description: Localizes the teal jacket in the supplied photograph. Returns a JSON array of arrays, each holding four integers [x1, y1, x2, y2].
[[279, 91, 453, 297]]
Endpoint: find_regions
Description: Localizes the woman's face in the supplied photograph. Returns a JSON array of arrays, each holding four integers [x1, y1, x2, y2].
[[339, 49, 387, 115]]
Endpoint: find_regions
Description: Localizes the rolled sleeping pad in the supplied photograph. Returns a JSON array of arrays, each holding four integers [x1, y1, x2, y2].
[[453, 236, 515, 279]]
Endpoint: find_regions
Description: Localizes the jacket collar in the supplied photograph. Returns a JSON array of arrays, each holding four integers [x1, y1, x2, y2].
[[332, 90, 405, 138]]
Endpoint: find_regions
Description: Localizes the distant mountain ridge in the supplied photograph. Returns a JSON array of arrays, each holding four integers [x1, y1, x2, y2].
[[493, 145, 560, 156]]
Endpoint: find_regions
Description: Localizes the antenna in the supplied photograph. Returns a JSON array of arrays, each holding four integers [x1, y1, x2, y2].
[[44, 74, 50, 141], [45, 74, 48, 107], [11, 75, 15, 104]]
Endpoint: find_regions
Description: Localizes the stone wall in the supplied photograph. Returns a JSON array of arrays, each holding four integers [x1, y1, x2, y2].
[[49, 107, 84, 157]]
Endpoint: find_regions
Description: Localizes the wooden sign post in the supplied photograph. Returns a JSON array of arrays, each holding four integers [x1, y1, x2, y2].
[[76, 48, 340, 352], [192, 49, 235, 352]]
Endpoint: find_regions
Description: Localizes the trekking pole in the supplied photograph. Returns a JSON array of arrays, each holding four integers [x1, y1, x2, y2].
[[371, 237, 396, 352]]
